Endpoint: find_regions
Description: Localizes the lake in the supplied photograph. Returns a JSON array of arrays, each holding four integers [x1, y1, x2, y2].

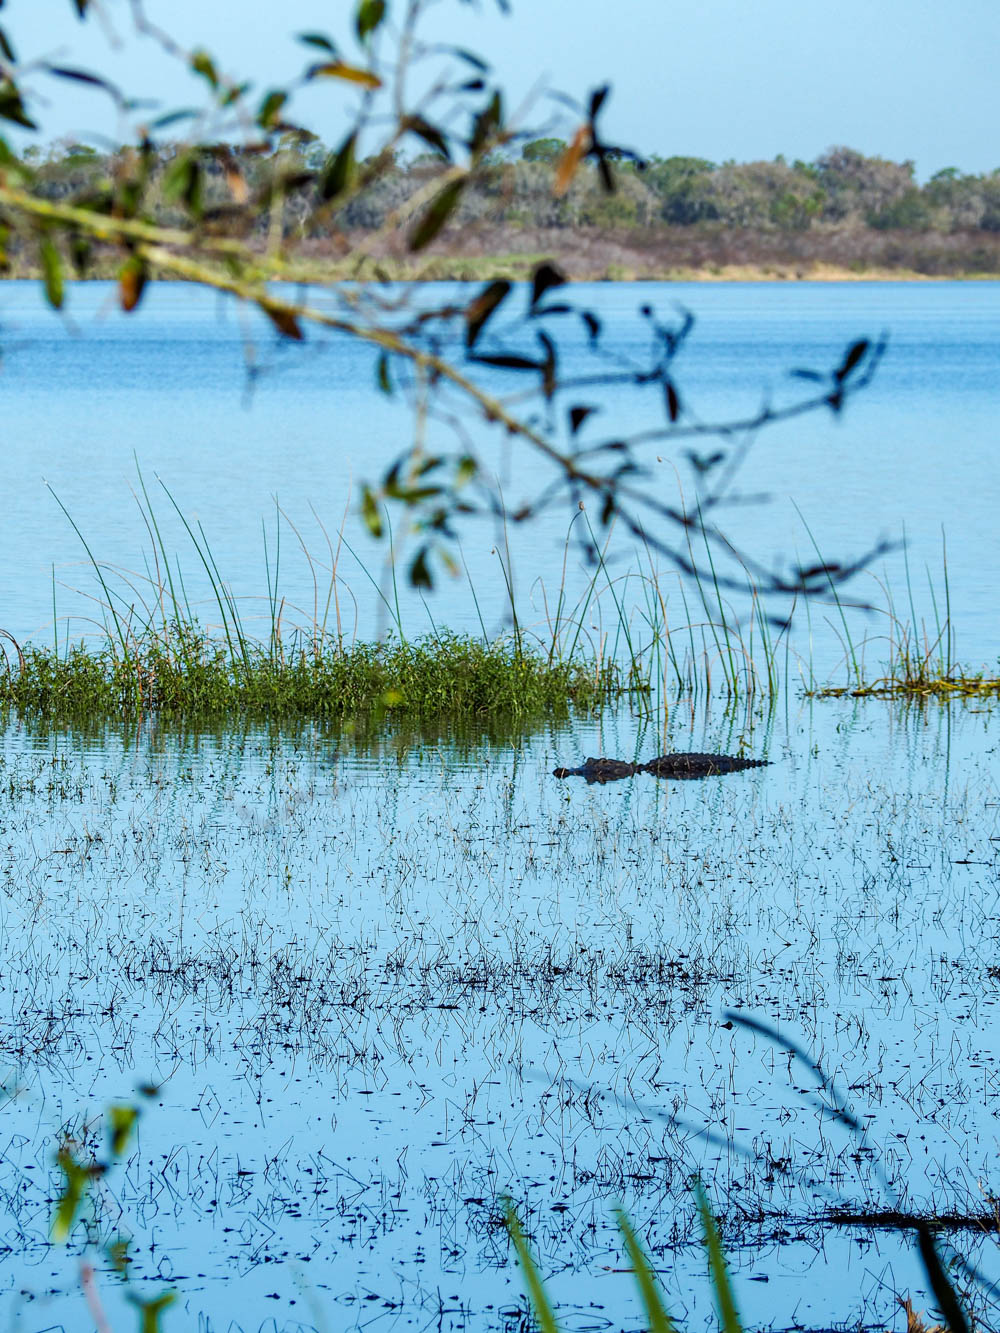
[[0, 279, 998, 1332], [1, 279, 998, 677]]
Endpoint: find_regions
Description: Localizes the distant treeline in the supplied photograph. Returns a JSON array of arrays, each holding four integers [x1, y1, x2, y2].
[[15, 138, 1000, 277]]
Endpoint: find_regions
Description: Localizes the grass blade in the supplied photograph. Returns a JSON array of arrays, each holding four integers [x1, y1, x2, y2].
[[693, 1178, 743, 1333], [614, 1208, 678, 1333], [502, 1198, 561, 1333]]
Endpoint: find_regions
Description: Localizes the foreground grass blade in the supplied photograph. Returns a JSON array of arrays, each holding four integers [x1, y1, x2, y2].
[[614, 1208, 678, 1333], [503, 1198, 561, 1333], [915, 1221, 970, 1333], [693, 1178, 743, 1333]]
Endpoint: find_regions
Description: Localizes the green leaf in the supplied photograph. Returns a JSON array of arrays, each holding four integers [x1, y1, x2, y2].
[[39, 236, 64, 310], [162, 152, 203, 216], [257, 89, 288, 131], [409, 179, 464, 251], [298, 32, 339, 54], [0, 27, 17, 62], [693, 1179, 743, 1333], [614, 1210, 678, 1333], [126, 1290, 177, 1333], [108, 1104, 139, 1156], [320, 130, 357, 201], [307, 61, 382, 90], [376, 352, 392, 395], [503, 1199, 561, 1333], [361, 487, 384, 538], [356, 0, 387, 43], [52, 1146, 95, 1242], [189, 49, 218, 90]]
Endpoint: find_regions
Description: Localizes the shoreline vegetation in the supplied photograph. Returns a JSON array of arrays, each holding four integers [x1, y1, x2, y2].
[[5, 141, 1000, 284], [3, 517, 997, 721]]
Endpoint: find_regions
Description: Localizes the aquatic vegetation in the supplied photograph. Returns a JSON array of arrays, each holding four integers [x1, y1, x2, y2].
[[0, 627, 616, 722]]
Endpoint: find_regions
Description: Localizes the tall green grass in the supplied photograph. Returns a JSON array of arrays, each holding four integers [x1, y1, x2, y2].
[[1, 479, 994, 721]]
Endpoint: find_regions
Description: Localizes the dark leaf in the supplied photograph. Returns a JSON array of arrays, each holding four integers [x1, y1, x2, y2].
[[458, 79, 485, 93], [409, 178, 464, 251], [465, 279, 511, 348], [410, 548, 433, 590], [320, 130, 357, 200], [376, 352, 392, 395], [470, 352, 539, 372], [685, 449, 724, 474], [597, 150, 614, 193], [826, 389, 844, 414], [257, 89, 288, 131], [0, 81, 36, 129], [915, 1223, 970, 1333], [449, 47, 489, 71], [796, 561, 842, 581], [581, 311, 601, 344], [836, 338, 870, 381], [531, 262, 566, 309], [71, 0, 90, 14], [297, 32, 338, 54], [68, 233, 91, 276], [537, 331, 557, 399], [568, 405, 595, 435], [0, 27, 16, 62], [588, 85, 610, 119], [601, 493, 615, 526], [47, 66, 117, 94], [262, 303, 303, 341], [790, 368, 825, 383], [469, 90, 503, 153], [665, 380, 680, 422], [355, 0, 387, 44], [530, 302, 572, 318], [39, 236, 63, 310], [150, 109, 198, 131], [403, 115, 450, 161]]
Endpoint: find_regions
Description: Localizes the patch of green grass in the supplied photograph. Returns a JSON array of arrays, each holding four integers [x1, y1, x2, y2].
[[0, 625, 618, 723]]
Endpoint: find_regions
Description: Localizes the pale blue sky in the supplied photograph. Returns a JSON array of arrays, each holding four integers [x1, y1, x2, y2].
[[6, 0, 999, 177]]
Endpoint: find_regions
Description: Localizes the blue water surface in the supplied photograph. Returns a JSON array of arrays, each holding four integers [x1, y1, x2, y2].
[[0, 279, 997, 678]]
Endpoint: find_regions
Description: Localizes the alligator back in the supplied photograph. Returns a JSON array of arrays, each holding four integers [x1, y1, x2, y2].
[[641, 752, 769, 778], [552, 757, 641, 784]]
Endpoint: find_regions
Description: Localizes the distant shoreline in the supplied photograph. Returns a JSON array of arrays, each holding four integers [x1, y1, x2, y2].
[[4, 221, 1000, 285], [3, 260, 998, 285]]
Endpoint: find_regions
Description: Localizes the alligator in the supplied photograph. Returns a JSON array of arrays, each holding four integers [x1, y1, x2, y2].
[[552, 753, 769, 784]]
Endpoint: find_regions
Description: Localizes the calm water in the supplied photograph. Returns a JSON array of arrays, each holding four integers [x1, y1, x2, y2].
[[0, 279, 998, 677], [0, 280, 999, 1332], [0, 701, 998, 1331]]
